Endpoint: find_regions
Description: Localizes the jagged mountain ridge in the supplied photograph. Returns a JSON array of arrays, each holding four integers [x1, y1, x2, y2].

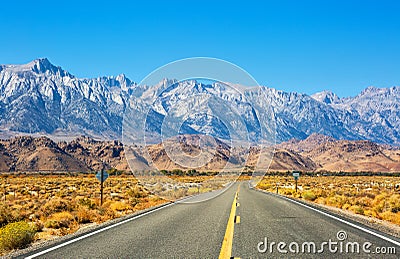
[[0, 59, 399, 145], [0, 58, 135, 139]]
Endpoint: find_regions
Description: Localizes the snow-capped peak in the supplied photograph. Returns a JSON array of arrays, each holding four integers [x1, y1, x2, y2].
[[311, 90, 340, 104], [27, 58, 54, 73], [2, 58, 71, 77]]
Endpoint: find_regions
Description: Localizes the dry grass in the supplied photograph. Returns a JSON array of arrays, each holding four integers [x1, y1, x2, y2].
[[0, 174, 168, 254], [257, 175, 400, 225]]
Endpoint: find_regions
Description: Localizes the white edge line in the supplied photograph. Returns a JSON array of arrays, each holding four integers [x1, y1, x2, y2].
[[25, 202, 175, 259], [258, 187, 400, 248]]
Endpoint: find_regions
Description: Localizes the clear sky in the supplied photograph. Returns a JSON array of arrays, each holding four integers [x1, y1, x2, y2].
[[1, 0, 399, 97]]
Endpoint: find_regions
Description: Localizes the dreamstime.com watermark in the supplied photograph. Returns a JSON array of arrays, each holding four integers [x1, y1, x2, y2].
[[257, 230, 397, 255]]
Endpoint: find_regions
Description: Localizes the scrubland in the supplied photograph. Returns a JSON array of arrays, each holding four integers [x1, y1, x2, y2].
[[0, 173, 164, 253], [257, 175, 400, 226]]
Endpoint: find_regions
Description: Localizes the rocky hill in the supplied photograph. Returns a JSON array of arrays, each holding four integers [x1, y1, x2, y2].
[[280, 134, 400, 172], [0, 136, 128, 172], [0, 134, 399, 173], [0, 136, 88, 171]]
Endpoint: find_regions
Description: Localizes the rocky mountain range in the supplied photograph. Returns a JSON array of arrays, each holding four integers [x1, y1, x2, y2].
[[0, 134, 399, 173], [0, 136, 129, 172], [0, 58, 135, 139], [0, 58, 399, 145]]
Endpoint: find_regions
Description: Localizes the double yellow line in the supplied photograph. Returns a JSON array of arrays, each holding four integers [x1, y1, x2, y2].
[[219, 185, 241, 259]]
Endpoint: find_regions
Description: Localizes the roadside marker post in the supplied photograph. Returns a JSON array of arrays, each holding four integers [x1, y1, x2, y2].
[[96, 170, 109, 205]]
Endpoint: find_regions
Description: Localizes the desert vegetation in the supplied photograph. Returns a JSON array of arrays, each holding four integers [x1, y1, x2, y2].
[[257, 175, 400, 226], [0, 173, 165, 254]]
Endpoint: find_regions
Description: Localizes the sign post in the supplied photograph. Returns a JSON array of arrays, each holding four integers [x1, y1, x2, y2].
[[96, 170, 109, 205], [292, 172, 300, 193]]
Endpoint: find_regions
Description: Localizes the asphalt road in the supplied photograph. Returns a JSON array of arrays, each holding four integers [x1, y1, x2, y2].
[[22, 182, 399, 258]]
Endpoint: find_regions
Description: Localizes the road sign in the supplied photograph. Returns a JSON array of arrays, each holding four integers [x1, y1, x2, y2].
[[293, 172, 300, 192], [96, 171, 109, 183], [96, 170, 109, 206]]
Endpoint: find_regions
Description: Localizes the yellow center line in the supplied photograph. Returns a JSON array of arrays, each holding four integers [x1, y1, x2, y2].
[[219, 185, 240, 259], [234, 216, 240, 224]]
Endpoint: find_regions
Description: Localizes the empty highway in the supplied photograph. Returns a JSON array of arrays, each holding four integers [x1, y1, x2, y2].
[[21, 182, 399, 258]]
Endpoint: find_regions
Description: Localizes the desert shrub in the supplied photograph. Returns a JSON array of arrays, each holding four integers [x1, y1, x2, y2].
[[32, 221, 44, 232], [0, 203, 13, 227], [292, 192, 302, 198], [371, 194, 387, 213], [314, 189, 328, 198], [388, 194, 400, 213], [110, 201, 130, 212], [171, 188, 187, 199], [349, 205, 364, 215], [314, 197, 326, 205], [342, 203, 351, 210], [357, 192, 376, 199], [355, 196, 373, 208], [129, 198, 140, 208], [302, 191, 317, 201], [44, 212, 75, 229], [343, 191, 355, 197], [380, 211, 400, 225], [41, 198, 74, 217], [280, 188, 294, 196], [326, 195, 348, 208], [96, 207, 116, 221], [0, 221, 36, 252], [127, 186, 147, 198], [364, 209, 379, 218], [372, 199, 390, 213], [76, 208, 96, 223], [55, 189, 69, 198], [10, 206, 28, 222], [77, 198, 97, 210], [257, 182, 273, 190]]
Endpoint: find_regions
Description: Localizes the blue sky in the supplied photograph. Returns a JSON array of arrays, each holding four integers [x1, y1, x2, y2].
[[1, 0, 399, 97]]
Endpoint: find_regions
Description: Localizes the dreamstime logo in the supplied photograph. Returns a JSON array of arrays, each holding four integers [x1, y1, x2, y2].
[[336, 230, 347, 241], [122, 58, 276, 202], [257, 230, 397, 255]]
